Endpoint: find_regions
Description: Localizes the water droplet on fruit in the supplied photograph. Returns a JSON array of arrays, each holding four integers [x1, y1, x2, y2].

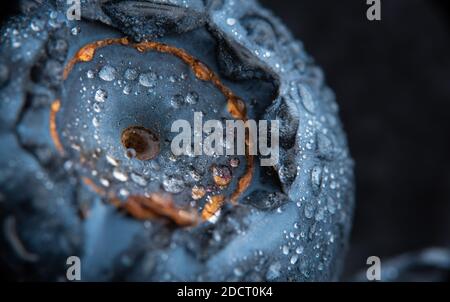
[[191, 185, 206, 200], [71, 26, 80, 36], [163, 175, 185, 194], [95, 89, 108, 102], [213, 231, 221, 242], [93, 103, 101, 113], [315, 206, 325, 221], [124, 68, 138, 81], [233, 268, 243, 277], [227, 18, 237, 26], [266, 262, 281, 280], [327, 196, 336, 214], [330, 181, 337, 190], [113, 169, 128, 182], [229, 157, 240, 168], [99, 65, 116, 82], [304, 203, 315, 219], [119, 188, 129, 198], [123, 85, 131, 95], [92, 117, 100, 127], [106, 155, 119, 166], [311, 165, 322, 191], [100, 178, 110, 187], [171, 94, 184, 109], [290, 255, 299, 265], [131, 173, 147, 187], [317, 132, 334, 159], [185, 91, 199, 105], [139, 72, 156, 87], [30, 21, 43, 32], [125, 148, 136, 159], [212, 165, 232, 187], [86, 69, 95, 79]]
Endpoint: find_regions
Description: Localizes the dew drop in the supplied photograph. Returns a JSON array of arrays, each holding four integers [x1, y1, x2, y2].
[[93, 103, 101, 113], [185, 91, 199, 105], [233, 268, 243, 277], [106, 154, 119, 166], [230, 157, 240, 168], [266, 262, 281, 280], [311, 165, 322, 191], [317, 132, 334, 159], [300, 85, 315, 113], [95, 89, 108, 102], [191, 185, 206, 200], [99, 65, 116, 82], [124, 68, 138, 81], [30, 21, 42, 32], [86, 69, 95, 79], [330, 181, 337, 190], [92, 117, 100, 127], [131, 173, 147, 187], [113, 169, 128, 182], [300, 261, 311, 278], [163, 175, 185, 194], [171, 94, 184, 109], [11, 41, 21, 50], [212, 165, 232, 187], [119, 188, 129, 198], [315, 207, 325, 221], [226, 18, 237, 26], [123, 85, 131, 95], [290, 255, 299, 265], [304, 203, 315, 219], [189, 169, 202, 181], [318, 263, 324, 271], [327, 196, 336, 214], [125, 148, 137, 159], [139, 72, 156, 87], [48, 18, 61, 29], [213, 230, 221, 242], [71, 26, 80, 36]]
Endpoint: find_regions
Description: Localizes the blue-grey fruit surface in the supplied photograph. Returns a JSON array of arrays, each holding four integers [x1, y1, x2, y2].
[[0, 0, 354, 281]]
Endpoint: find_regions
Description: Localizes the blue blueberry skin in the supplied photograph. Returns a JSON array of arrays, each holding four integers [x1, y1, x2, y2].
[[0, 0, 354, 281]]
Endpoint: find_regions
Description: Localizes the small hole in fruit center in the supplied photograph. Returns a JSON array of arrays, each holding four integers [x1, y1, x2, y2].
[[121, 126, 160, 161]]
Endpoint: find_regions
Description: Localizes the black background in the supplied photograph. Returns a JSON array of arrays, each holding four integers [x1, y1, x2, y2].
[[2, 0, 450, 279]]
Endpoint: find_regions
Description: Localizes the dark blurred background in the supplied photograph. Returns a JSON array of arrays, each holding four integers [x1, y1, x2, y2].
[[1, 0, 450, 280], [259, 0, 450, 278]]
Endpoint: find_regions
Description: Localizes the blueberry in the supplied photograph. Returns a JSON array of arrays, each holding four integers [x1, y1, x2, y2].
[[0, 0, 354, 281]]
